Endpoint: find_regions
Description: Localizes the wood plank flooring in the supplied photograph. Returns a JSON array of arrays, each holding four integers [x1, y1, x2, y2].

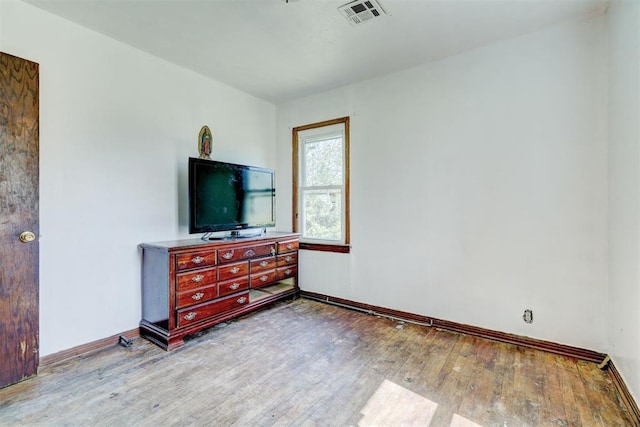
[[0, 299, 634, 426]]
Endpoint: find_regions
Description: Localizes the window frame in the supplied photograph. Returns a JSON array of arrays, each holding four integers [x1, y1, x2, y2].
[[292, 117, 350, 253]]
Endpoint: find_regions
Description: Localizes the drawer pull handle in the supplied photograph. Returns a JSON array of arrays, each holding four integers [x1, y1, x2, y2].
[[184, 312, 197, 321], [230, 283, 240, 290], [191, 256, 204, 264], [286, 244, 293, 250], [191, 292, 204, 301], [237, 297, 247, 304], [244, 249, 256, 257], [285, 256, 292, 262], [259, 261, 269, 267], [230, 266, 240, 274], [270, 247, 276, 256], [285, 269, 292, 275], [192, 274, 204, 282], [222, 251, 234, 260], [260, 275, 269, 282]]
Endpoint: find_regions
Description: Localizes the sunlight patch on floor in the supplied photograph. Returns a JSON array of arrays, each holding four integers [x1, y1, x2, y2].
[[450, 413, 483, 427], [358, 379, 483, 427], [358, 379, 438, 426]]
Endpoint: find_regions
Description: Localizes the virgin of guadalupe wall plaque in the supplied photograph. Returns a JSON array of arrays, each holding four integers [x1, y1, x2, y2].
[[198, 125, 213, 160]]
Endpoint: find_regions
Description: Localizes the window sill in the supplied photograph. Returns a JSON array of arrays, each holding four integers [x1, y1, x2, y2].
[[299, 242, 351, 253]]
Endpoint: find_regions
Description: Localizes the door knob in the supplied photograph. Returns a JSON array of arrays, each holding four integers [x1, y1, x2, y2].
[[19, 231, 36, 243]]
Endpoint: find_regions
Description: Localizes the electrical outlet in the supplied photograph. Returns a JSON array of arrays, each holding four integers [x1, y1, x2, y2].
[[523, 309, 533, 324]]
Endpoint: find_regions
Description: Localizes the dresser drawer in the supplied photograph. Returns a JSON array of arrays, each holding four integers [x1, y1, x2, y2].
[[277, 240, 298, 254], [176, 284, 218, 309], [218, 276, 249, 298], [277, 252, 297, 266], [176, 250, 216, 271], [218, 261, 249, 281], [177, 292, 250, 327], [218, 243, 275, 263], [250, 256, 276, 273], [250, 270, 277, 288], [277, 265, 297, 280], [176, 267, 217, 291]]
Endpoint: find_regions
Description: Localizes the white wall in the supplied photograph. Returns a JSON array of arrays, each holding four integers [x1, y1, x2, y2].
[[608, 0, 640, 405], [278, 16, 608, 351], [0, 0, 276, 356]]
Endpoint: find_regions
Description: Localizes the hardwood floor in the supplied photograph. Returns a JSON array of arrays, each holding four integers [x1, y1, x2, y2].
[[0, 299, 634, 426]]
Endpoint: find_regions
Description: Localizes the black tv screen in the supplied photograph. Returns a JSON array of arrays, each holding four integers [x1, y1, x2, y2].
[[189, 158, 275, 234]]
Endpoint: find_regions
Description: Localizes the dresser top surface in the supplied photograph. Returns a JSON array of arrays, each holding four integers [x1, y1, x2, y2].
[[140, 232, 299, 251]]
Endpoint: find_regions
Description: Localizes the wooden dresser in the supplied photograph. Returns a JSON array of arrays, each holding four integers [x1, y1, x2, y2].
[[139, 232, 299, 350]]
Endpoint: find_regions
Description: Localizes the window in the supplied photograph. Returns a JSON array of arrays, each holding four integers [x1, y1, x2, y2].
[[293, 117, 350, 253]]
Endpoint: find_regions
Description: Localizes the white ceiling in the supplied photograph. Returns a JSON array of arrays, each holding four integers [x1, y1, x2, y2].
[[24, 0, 608, 104]]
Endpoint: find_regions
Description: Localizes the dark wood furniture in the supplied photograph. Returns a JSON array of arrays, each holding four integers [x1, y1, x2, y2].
[[139, 232, 299, 350]]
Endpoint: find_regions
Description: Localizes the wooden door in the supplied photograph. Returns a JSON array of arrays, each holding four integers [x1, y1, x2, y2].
[[0, 52, 39, 388]]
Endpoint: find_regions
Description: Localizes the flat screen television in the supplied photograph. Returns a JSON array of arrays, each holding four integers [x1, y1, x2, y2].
[[188, 157, 275, 238]]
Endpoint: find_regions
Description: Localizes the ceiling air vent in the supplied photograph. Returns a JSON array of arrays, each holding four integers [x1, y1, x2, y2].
[[338, 0, 387, 26]]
